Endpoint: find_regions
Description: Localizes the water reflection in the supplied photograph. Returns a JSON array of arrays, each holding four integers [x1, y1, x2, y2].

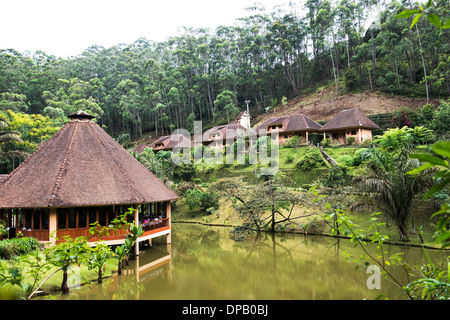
[[58, 224, 446, 300]]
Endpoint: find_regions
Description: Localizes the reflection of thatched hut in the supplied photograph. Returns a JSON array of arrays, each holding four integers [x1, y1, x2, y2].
[[0, 110, 178, 249]]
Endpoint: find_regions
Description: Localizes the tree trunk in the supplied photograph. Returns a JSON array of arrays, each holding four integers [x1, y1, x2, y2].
[[416, 26, 429, 103], [61, 270, 69, 294], [98, 268, 103, 283], [117, 260, 122, 275]]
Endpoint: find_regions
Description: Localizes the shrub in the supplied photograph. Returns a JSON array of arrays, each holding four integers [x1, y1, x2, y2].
[[0, 237, 43, 259], [352, 148, 369, 166], [323, 165, 348, 187], [285, 154, 294, 164], [173, 163, 197, 182], [184, 188, 219, 213], [337, 155, 354, 167], [296, 147, 326, 170], [284, 135, 302, 148], [175, 181, 197, 196], [346, 136, 356, 145], [320, 138, 331, 147], [185, 188, 203, 210]]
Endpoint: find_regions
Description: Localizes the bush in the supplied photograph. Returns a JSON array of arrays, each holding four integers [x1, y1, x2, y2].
[[346, 136, 355, 145], [284, 135, 302, 148], [320, 138, 331, 147], [173, 163, 197, 182], [175, 181, 197, 196], [0, 237, 43, 259], [296, 147, 326, 170], [285, 154, 294, 164], [352, 148, 369, 166], [337, 155, 354, 167], [184, 188, 219, 213], [323, 165, 348, 187]]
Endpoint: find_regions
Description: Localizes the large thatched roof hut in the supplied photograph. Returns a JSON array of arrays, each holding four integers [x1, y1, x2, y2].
[[0, 110, 178, 247]]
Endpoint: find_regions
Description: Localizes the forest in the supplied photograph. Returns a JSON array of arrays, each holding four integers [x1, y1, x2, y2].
[[0, 0, 449, 173]]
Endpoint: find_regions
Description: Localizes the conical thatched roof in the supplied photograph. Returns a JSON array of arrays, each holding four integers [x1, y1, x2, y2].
[[0, 111, 178, 209]]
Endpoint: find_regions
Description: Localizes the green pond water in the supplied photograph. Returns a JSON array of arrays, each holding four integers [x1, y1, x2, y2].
[[58, 223, 446, 300]]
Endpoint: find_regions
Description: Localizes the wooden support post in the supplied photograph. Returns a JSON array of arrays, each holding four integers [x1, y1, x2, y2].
[[49, 208, 57, 245], [166, 201, 171, 244], [134, 204, 139, 257]]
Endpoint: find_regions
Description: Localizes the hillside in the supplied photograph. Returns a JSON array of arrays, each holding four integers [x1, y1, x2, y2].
[[252, 86, 437, 127]]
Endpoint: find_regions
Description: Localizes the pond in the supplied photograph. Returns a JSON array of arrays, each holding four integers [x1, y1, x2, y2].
[[57, 223, 445, 300]]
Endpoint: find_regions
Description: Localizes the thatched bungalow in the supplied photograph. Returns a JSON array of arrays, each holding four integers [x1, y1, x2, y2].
[[233, 111, 251, 129], [256, 113, 323, 144], [148, 133, 193, 153], [320, 108, 380, 144], [194, 122, 250, 148], [0, 111, 178, 250]]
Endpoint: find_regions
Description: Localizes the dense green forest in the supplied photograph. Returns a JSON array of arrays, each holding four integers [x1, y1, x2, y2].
[[0, 0, 449, 168]]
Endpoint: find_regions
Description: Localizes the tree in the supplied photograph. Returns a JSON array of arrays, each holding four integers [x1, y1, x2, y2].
[[87, 243, 111, 283], [212, 175, 315, 238], [46, 235, 89, 294], [352, 127, 435, 241]]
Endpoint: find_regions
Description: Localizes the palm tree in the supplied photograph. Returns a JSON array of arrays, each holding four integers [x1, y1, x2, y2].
[[351, 146, 433, 241]]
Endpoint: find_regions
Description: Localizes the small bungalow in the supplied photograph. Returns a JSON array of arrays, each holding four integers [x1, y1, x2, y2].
[[256, 113, 323, 144], [233, 111, 251, 129], [320, 108, 380, 144], [148, 133, 193, 153], [0, 110, 178, 253], [194, 122, 250, 148]]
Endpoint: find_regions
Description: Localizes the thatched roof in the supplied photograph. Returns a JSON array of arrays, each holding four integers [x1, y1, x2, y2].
[[320, 108, 380, 131], [256, 113, 322, 133], [194, 123, 249, 144], [149, 133, 193, 151], [0, 111, 178, 209]]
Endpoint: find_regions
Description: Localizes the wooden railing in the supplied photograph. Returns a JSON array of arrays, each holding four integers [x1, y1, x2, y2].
[[54, 218, 170, 243], [140, 218, 169, 233]]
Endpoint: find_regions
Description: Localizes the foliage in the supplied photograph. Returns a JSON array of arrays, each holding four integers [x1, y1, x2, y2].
[[296, 147, 326, 170], [185, 187, 219, 213], [353, 128, 435, 241], [173, 163, 197, 182], [430, 100, 450, 135], [137, 147, 174, 181], [337, 155, 354, 167], [322, 165, 348, 187], [408, 141, 450, 248], [211, 175, 315, 237], [0, 1, 448, 144], [352, 148, 370, 166], [284, 135, 302, 148], [396, 0, 450, 30], [0, 237, 43, 260]]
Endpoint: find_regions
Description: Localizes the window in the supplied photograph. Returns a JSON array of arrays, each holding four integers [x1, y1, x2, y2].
[[98, 207, 107, 226], [33, 210, 40, 229], [24, 209, 32, 229], [108, 209, 116, 226], [78, 207, 87, 228], [58, 209, 67, 229], [278, 124, 282, 129], [88, 207, 97, 227], [351, 131, 357, 135], [42, 209, 49, 230], [68, 208, 76, 229]]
